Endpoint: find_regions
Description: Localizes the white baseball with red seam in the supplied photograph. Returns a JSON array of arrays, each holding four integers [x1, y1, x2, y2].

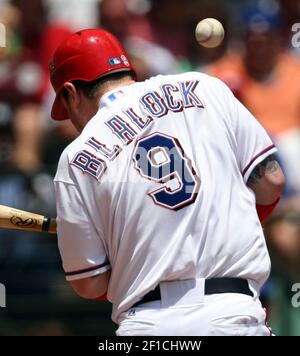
[[195, 18, 225, 48]]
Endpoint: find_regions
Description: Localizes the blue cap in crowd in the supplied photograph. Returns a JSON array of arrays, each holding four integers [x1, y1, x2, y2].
[[241, 0, 283, 33]]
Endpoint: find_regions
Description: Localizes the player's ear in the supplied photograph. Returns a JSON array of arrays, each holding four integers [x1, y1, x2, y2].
[[63, 82, 80, 107]]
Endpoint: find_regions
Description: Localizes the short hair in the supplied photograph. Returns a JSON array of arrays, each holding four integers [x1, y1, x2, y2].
[[61, 70, 135, 101]]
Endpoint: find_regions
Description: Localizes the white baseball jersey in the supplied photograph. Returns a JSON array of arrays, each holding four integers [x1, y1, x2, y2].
[[54, 72, 277, 323]]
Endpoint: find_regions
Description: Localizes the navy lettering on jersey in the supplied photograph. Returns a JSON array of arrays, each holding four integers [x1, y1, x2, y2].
[[71, 150, 107, 180], [140, 91, 168, 117], [105, 115, 137, 145], [124, 108, 153, 130], [86, 137, 122, 161], [161, 84, 183, 112], [133, 132, 200, 210], [179, 80, 203, 108]]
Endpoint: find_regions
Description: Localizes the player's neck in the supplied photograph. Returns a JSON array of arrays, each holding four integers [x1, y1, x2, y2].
[[98, 78, 135, 101], [73, 77, 136, 133]]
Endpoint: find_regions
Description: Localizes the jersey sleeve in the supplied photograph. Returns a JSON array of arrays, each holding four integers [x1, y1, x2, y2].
[[212, 77, 277, 183], [54, 180, 111, 281], [233, 97, 277, 183]]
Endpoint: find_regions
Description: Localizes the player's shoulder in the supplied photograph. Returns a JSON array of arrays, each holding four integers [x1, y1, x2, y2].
[[145, 71, 210, 83], [144, 71, 231, 91], [54, 135, 84, 184], [60, 135, 84, 162]]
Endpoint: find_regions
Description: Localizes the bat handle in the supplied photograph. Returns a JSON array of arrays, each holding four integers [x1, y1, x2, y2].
[[42, 217, 57, 234]]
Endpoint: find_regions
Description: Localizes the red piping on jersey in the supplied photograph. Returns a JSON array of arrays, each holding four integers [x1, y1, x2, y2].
[[242, 145, 276, 177], [65, 261, 110, 276]]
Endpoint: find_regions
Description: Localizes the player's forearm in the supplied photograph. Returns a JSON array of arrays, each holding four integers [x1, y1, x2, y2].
[[247, 155, 285, 205], [70, 270, 111, 299], [247, 155, 285, 222], [248, 173, 285, 205]]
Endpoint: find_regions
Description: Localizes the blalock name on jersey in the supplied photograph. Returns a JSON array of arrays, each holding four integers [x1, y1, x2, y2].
[[71, 80, 204, 180]]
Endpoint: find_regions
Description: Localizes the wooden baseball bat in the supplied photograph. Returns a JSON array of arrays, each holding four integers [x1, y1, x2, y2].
[[0, 204, 57, 234]]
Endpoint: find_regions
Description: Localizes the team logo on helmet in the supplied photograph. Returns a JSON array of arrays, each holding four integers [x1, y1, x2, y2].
[[108, 57, 122, 66]]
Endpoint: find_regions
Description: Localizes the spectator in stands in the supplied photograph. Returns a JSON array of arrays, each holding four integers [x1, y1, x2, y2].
[[98, 0, 179, 79], [205, 1, 300, 195]]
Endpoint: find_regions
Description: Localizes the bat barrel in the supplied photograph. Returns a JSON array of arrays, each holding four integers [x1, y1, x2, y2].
[[0, 204, 57, 234]]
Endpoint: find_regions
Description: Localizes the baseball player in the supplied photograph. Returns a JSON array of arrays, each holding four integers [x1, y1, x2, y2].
[[50, 29, 285, 336]]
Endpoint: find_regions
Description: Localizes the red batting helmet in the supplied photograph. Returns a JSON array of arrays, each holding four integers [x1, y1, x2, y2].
[[50, 29, 136, 121]]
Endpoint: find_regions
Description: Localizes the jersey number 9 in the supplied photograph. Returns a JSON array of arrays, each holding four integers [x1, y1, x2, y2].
[[133, 132, 200, 211]]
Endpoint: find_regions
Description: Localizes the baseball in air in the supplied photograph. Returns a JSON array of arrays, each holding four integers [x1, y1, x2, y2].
[[195, 18, 225, 48]]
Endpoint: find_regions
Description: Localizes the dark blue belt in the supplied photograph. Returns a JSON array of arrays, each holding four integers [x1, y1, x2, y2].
[[132, 278, 253, 308]]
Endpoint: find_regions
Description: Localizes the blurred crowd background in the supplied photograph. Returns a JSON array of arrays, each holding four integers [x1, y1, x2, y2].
[[0, 0, 300, 336]]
